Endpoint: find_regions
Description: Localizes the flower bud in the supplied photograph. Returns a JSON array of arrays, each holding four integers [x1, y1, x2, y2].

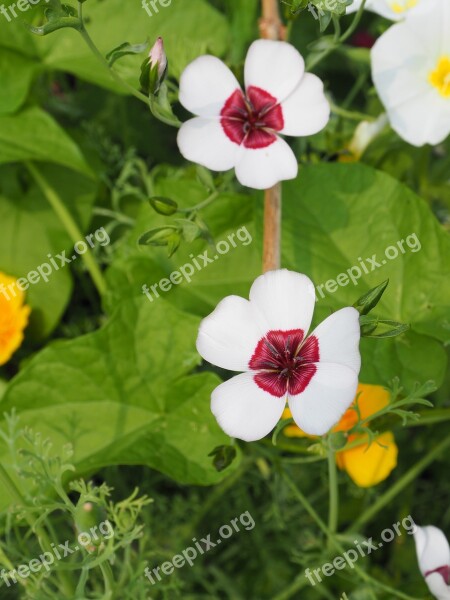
[[140, 37, 168, 95]]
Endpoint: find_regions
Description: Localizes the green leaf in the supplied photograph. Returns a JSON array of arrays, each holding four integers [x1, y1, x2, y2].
[[0, 163, 96, 339], [36, 0, 228, 90], [105, 173, 259, 316], [0, 49, 39, 115], [0, 107, 93, 177], [0, 297, 239, 511], [106, 41, 148, 67]]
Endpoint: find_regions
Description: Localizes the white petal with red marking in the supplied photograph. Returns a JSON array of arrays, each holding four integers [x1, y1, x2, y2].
[[179, 55, 241, 118], [288, 362, 359, 435], [424, 573, 450, 599], [211, 372, 286, 441], [177, 118, 240, 171], [309, 307, 361, 374], [197, 296, 264, 372], [234, 136, 298, 190], [414, 526, 450, 575], [244, 40, 305, 103], [280, 73, 330, 137], [249, 269, 316, 334]]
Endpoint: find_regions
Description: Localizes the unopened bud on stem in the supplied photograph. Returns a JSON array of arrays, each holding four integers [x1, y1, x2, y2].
[[141, 37, 168, 95]]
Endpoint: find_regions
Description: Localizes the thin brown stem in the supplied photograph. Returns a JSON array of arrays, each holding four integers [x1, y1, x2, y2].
[[262, 183, 282, 272], [260, 0, 285, 273]]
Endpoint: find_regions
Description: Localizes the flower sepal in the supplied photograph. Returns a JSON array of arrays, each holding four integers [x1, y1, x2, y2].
[[208, 445, 237, 472], [328, 431, 347, 451], [353, 279, 388, 315], [148, 196, 178, 216], [359, 315, 409, 338]]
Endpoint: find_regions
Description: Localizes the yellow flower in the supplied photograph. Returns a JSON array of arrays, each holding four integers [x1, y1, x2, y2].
[[283, 383, 398, 487], [0, 272, 31, 366]]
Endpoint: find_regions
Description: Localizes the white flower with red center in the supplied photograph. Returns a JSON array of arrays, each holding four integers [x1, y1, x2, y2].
[[414, 525, 450, 600], [371, 0, 450, 146], [196, 270, 361, 442], [177, 40, 330, 190]]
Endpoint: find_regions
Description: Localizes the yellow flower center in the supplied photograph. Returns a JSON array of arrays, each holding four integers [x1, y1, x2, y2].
[[389, 0, 417, 13], [429, 56, 450, 98]]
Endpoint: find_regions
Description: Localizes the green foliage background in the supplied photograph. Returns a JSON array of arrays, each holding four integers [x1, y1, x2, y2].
[[0, 0, 449, 598]]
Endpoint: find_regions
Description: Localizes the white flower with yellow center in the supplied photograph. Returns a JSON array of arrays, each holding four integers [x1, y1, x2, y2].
[[347, 0, 420, 20], [371, 0, 450, 146]]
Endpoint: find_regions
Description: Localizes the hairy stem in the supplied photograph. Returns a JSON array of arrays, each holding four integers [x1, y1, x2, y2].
[[260, 0, 285, 273]]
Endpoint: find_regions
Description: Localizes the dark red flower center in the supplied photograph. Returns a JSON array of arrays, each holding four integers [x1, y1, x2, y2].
[[425, 565, 450, 584], [249, 330, 319, 398], [220, 86, 284, 150]]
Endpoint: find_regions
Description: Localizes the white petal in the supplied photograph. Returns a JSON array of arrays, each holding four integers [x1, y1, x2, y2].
[[371, 12, 450, 146], [386, 90, 450, 146], [249, 269, 316, 334], [309, 307, 361, 374], [177, 118, 240, 171], [211, 372, 286, 442], [414, 526, 450, 575], [197, 296, 264, 372], [288, 362, 359, 435], [234, 137, 298, 190], [179, 55, 241, 118], [280, 73, 330, 137], [347, 0, 408, 20], [404, 0, 450, 57], [244, 40, 305, 103], [425, 573, 450, 600]]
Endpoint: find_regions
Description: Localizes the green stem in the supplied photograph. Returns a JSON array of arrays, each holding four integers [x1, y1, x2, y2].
[[327, 445, 338, 537], [279, 470, 421, 600], [330, 102, 374, 122], [26, 162, 107, 297], [77, 3, 150, 107], [339, 0, 367, 43], [93, 207, 135, 226], [332, 14, 341, 42], [148, 95, 182, 128], [99, 561, 114, 599], [177, 190, 220, 214], [307, 0, 367, 70], [0, 465, 74, 595], [348, 434, 450, 532]]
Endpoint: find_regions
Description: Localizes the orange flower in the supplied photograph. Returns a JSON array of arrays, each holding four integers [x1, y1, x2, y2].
[[283, 383, 398, 487], [0, 272, 31, 366]]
